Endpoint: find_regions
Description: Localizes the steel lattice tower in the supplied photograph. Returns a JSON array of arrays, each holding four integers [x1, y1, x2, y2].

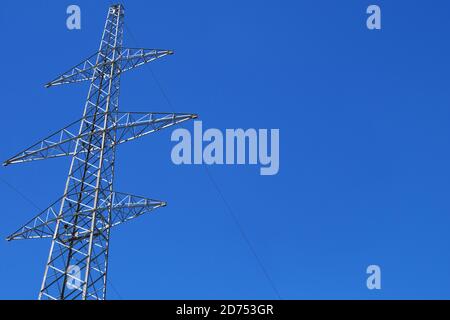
[[4, 4, 196, 300]]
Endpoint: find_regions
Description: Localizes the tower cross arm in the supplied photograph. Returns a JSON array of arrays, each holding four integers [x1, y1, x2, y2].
[[117, 48, 174, 73], [3, 118, 88, 166], [44, 48, 173, 88], [44, 52, 102, 88], [6, 192, 166, 241], [106, 192, 166, 228], [3, 112, 197, 166], [112, 111, 198, 145]]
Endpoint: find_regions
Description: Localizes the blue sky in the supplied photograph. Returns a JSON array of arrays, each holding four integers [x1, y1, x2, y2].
[[1, 0, 450, 299]]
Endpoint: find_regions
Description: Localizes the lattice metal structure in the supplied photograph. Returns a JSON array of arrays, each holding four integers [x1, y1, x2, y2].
[[4, 4, 196, 300]]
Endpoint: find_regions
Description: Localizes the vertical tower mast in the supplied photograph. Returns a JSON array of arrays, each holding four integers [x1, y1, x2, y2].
[[41, 4, 124, 300], [4, 4, 197, 300]]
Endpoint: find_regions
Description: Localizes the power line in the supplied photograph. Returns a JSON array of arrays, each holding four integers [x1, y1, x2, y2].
[[121, 8, 282, 299], [107, 278, 124, 300], [123, 22, 177, 112], [203, 167, 282, 299], [0, 176, 42, 211]]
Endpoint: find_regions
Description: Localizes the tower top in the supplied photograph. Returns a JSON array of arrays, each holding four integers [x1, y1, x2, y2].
[[110, 3, 125, 15]]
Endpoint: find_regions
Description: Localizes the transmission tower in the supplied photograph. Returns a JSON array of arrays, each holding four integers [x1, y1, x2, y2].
[[4, 3, 196, 300]]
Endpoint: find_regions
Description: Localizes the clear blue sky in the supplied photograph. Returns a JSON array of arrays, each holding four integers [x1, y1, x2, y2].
[[1, 0, 450, 299]]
